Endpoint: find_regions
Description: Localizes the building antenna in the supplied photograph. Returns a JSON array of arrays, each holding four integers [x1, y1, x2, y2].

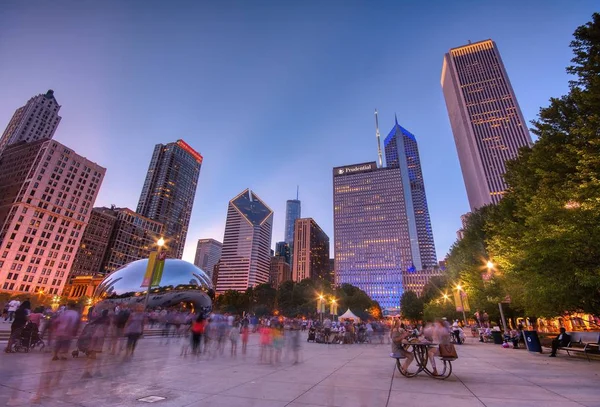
[[296, 185, 299, 200], [374, 109, 383, 168]]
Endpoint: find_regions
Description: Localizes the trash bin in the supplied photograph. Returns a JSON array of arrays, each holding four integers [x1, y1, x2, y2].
[[522, 330, 542, 353], [491, 330, 503, 344]]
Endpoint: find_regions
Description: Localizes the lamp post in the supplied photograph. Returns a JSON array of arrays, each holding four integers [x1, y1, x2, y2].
[[318, 294, 325, 323], [456, 285, 467, 325], [144, 237, 165, 311], [487, 260, 508, 332]]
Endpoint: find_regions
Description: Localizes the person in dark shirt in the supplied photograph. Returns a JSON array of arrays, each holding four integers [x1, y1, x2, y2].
[[4, 303, 29, 353], [549, 327, 571, 357]]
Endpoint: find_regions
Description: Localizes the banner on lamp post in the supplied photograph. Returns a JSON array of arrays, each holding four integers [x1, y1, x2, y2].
[[141, 252, 157, 287], [454, 290, 471, 312]]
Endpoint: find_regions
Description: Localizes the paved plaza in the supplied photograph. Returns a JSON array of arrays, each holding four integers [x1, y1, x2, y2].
[[0, 333, 598, 407]]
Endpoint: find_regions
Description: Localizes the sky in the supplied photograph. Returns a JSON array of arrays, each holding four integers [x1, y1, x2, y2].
[[0, 1, 597, 264]]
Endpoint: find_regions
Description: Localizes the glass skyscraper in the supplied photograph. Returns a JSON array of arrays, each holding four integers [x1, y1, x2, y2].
[[384, 119, 437, 270], [333, 119, 437, 311], [216, 189, 273, 293], [333, 162, 413, 310], [284, 198, 301, 267], [137, 139, 202, 259]]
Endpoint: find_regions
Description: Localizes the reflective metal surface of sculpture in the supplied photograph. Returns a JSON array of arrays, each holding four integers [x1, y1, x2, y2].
[[95, 259, 213, 311]]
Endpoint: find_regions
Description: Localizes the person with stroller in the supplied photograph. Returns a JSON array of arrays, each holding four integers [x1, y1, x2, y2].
[[4, 302, 29, 353]]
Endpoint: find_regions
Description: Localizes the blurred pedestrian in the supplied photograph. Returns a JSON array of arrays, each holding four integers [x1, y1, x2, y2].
[[82, 309, 110, 378], [124, 305, 144, 358], [4, 302, 29, 353], [191, 314, 205, 355], [52, 303, 80, 361], [229, 321, 239, 357]]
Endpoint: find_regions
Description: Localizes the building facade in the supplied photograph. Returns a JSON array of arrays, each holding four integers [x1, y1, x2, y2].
[[269, 255, 291, 288], [70, 207, 117, 276], [441, 39, 532, 210], [193, 238, 222, 280], [137, 139, 202, 259], [292, 218, 330, 283], [0, 140, 105, 295], [333, 162, 413, 310], [401, 268, 444, 297], [275, 241, 291, 264], [0, 90, 62, 156], [215, 189, 273, 293], [284, 199, 301, 268], [384, 119, 437, 270], [101, 208, 164, 275]]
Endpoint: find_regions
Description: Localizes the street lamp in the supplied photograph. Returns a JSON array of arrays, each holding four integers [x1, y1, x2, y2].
[[143, 237, 165, 311], [486, 259, 508, 332], [455, 284, 467, 325]]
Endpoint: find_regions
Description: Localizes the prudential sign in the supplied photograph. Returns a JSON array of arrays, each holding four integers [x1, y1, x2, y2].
[[333, 162, 377, 177]]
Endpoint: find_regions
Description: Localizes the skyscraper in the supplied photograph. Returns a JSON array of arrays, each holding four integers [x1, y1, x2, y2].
[[292, 218, 330, 283], [275, 241, 291, 264], [269, 255, 291, 288], [100, 208, 164, 275], [137, 139, 202, 259], [0, 139, 105, 295], [441, 39, 532, 210], [284, 199, 301, 244], [70, 207, 117, 277], [194, 238, 222, 280], [333, 162, 413, 310], [215, 189, 273, 293], [384, 119, 437, 270], [0, 90, 62, 155], [284, 195, 301, 268]]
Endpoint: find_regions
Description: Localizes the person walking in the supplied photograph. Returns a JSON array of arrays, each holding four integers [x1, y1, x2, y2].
[[5, 299, 21, 323], [82, 309, 110, 378], [52, 303, 80, 361], [124, 305, 144, 358], [191, 314, 206, 355]]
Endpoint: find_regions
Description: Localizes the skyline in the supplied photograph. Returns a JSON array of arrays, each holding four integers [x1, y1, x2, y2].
[[0, 2, 596, 264]]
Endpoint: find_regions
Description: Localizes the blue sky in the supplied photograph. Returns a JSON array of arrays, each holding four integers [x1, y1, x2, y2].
[[0, 1, 596, 263]]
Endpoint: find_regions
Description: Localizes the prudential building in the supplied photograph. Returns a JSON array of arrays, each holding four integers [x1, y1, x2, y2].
[[333, 118, 437, 312]]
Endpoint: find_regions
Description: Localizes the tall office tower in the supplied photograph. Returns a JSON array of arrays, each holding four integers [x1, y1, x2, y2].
[[384, 119, 437, 270], [193, 238, 222, 280], [292, 218, 330, 283], [401, 268, 444, 297], [215, 189, 273, 293], [333, 162, 413, 310], [0, 90, 62, 155], [70, 207, 117, 276], [137, 139, 202, 259], [0, 139, 105, 295], [269, 255, 291, 288], [284, 197, 301, 268], [275, 241, 291, 264], [100, 208, 164, 275], [441, 39, 532, 210]]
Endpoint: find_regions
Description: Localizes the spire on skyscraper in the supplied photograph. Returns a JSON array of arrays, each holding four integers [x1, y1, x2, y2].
[[374, 109, 383, 168]]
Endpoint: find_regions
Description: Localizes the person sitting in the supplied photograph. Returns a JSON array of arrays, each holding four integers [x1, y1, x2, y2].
[[549, 327, 571, 357]]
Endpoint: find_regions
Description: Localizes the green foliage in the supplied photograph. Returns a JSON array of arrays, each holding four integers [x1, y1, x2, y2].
[[486, 13, 600, 317], [400, 290, 423, 322], [214, 279, 381, 319], [434, 14, 600, 320]]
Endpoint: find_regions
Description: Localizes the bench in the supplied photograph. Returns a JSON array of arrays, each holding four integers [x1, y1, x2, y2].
[[558, 332, 600, 362]]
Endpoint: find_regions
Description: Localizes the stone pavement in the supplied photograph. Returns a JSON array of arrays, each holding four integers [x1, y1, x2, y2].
[[0, 334, 598, 407]]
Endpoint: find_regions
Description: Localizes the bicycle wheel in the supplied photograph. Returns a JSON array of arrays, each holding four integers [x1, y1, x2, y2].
[[431, 359, 453, 380]]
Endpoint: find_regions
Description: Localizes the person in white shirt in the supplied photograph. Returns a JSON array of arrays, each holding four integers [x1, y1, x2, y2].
[[5, 300, 20, 322]]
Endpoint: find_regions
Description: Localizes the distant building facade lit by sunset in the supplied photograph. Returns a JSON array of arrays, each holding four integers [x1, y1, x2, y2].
[[137, 139, 202, 259], [441, 39, 532, 210]]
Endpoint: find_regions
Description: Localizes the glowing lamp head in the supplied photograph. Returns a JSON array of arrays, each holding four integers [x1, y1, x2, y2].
[[486, 261, 494, 270], [456, 284, 462, 291], [157, 237, 165, 247]]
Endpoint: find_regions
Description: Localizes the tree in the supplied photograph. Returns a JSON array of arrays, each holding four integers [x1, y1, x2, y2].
[[487, 13, 600, 317], [400, 291, 423, 322]]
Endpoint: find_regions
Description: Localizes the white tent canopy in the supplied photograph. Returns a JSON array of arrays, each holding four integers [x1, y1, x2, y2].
[[339, 309, 360, 322]]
